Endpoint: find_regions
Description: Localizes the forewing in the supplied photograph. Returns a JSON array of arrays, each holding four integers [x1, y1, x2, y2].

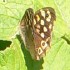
[[33, 7, 56, 60]]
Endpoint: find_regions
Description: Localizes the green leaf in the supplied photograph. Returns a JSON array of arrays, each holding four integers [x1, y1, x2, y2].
[[43, 39, 70, 70], [0, 39, 27, 70], [0, 2, 33, 40], [0, 0, 70, 70]]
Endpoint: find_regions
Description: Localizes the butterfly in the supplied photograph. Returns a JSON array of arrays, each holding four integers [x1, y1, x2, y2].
[[20, 7, 56, 60]]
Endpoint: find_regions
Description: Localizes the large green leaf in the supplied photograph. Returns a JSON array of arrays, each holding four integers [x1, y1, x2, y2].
[[0, 0, 70, 70]]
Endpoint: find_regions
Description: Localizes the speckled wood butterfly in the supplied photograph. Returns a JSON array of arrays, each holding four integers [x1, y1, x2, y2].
[[20, 7, 56, 60]]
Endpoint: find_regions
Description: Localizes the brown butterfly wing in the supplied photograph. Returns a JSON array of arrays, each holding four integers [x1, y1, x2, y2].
[[20, 7, 56, 60], [20, 8, 36, 59], [32, 7, 56, 60]]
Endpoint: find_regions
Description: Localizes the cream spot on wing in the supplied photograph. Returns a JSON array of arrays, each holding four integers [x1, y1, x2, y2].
[[46, 14, 51, 22], [46, 10, 51, 22], [34, 19, 36, 25], [46, 37, 50, 42], [40, 10, 45, 18], [40, 20, 44, 25], [46, 18, 51, 22], [36, 55, 39, 60], [49, 24, 52, 29], [48, 14, 51, 19], [41, 40, 48, 49], [36, 15, 40, 21], [47, 10, 50, 14], [43, 26, 47, 32], [40, 33, 44, 38], [36, 29, 40, 33], [38, 47, 43, 55], [36, 24, 40, 29]]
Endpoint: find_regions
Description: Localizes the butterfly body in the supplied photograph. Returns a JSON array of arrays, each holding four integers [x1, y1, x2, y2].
[[20, 7, 56, 60]]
